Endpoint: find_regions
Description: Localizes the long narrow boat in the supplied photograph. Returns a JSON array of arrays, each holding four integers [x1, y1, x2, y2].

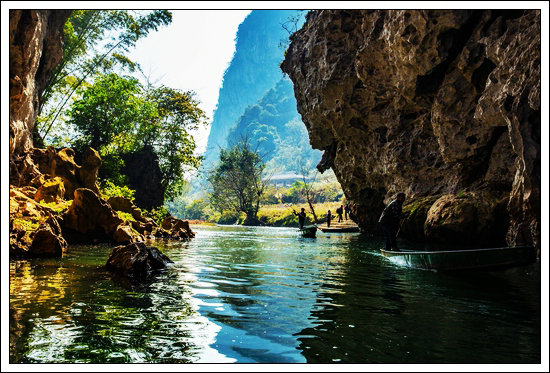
[[380, 246, 536, 271], [319, 226, 360, 233], [299, 225, 317, 238]]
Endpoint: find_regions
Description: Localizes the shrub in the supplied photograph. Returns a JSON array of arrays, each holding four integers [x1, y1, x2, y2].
[[39, 199, 73, 214], [144, 205, 169, 226], [217, 211, 242, 225], [100, 179, 135, 201], [116, 211, 135, 222]]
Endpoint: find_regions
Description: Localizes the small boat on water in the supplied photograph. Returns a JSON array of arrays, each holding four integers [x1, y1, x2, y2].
[[299, 225, 317, 238], [380, 245, 537, 271], [319, 226, 360, 233], [318, 221, 360, 233]]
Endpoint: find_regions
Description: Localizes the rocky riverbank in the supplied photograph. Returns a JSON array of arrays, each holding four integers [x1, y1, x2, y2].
[[9, 10, 192, 279], [9, 145, 195, 259]]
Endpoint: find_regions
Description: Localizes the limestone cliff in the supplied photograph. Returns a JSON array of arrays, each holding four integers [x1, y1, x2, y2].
[[203, 10, 305, 168], [9, 10, 71, 169], [282, 10, 540, 249]]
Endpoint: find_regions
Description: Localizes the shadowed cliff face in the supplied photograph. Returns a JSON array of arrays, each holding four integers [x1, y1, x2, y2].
[[282, 10, 540, 249]]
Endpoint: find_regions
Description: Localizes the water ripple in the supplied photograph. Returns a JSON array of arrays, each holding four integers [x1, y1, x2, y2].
[[9, 225, 541, 363]]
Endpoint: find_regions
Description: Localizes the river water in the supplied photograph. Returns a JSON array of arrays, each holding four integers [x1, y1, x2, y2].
[[9, 225, 541, 364]]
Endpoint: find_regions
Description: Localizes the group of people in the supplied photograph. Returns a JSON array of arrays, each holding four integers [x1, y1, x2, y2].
[[326, 204, 351, 228], [293, 192, 407, 252]]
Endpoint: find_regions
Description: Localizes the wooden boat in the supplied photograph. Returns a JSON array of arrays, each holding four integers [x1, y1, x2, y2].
[[299, 225, 317, 238], [319, 226, 360, 233], [380, 246, 537, 271]]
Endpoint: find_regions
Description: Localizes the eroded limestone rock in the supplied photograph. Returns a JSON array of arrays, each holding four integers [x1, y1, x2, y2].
[[63, 188, 143, 244], [34, 176, 65, 203], [161, 216, 195, 240], [9, 10, 71, 162], [282, 10, 540, 248], [9, 187, 67, 257]]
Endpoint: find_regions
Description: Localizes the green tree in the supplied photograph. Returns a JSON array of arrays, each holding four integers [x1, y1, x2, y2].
[[209, 138, 268, 225], [67, 73, 207, 200], [37, 10, 172, 143], [69, 73, 143, 151]]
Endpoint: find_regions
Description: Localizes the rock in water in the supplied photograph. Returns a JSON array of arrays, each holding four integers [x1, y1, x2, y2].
[[161, 216, 195, 239], [106, 242, 173, 280]]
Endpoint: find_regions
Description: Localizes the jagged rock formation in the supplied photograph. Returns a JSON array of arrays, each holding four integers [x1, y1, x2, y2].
[[120, 145, 165, 210], [282, 10, 540, 249], [160, 216, 196, 240], [10, 187, 68, 258], [62, 188, 143, 244]]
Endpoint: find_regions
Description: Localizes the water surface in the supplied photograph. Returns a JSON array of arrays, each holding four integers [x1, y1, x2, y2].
[[9, 225, 541, 363]]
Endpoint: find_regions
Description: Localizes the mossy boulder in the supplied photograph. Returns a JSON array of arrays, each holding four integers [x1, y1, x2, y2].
[[10, 187, 67, 258], [34, 176, 65, 203], [62, 188, 143, 244], [29, 220, 67, 257], [400, 195, 440, 241], [424, 192, 508, 247]]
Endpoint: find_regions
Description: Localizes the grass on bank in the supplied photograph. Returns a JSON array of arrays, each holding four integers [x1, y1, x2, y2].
[[181, 202, 344, 227], [258, 202, 342, 227]]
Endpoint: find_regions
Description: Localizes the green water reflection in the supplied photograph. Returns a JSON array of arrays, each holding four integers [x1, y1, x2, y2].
[[9, 225, 541, 363]]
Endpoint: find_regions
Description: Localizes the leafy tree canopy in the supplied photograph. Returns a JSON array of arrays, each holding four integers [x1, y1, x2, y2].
[[38, 10, 172, 144], [67, 73, 207, 200], [208, 138, 268, 224]]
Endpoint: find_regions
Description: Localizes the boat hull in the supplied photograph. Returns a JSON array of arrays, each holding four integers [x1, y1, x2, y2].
[[380, 246, 537, 271], [319, 227, 360, 233], [299, 225, 317, 238]]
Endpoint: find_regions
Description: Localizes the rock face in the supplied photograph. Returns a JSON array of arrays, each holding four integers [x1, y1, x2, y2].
[[63, 188, 143, 244], [106, 242, 173, 280], [282, 10, 540, 249], [120, 145, 164, 210], [9, 10, 71, 163]]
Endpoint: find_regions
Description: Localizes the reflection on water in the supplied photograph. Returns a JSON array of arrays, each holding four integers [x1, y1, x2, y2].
[[10, 226, 541, 363]]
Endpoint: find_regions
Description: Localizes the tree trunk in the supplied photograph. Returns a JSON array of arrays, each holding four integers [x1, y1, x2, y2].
[[307, 198, 318, 223]]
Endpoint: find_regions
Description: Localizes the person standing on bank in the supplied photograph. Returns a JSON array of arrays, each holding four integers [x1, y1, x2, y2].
[[293, 208, 307, 229], [344, 204, 351, 220], [336, 205, 344, 223], [326, 210, 333, 228], [378, 192, 407, 252]]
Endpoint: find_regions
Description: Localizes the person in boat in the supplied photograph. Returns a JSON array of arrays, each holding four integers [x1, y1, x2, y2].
[[378, 192, 407, 252], [326, 210, 333, 228], [336, 205, 344, 223], [293, 208, 307, 229]]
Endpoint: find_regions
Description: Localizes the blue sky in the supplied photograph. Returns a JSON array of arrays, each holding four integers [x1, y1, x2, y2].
[[128, 10, 252, 154]]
